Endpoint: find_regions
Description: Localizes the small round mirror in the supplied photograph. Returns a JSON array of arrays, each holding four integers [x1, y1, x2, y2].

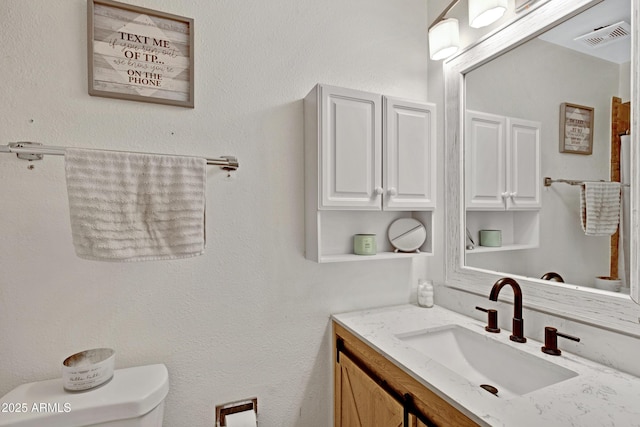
[[388, 218, 427, 253]]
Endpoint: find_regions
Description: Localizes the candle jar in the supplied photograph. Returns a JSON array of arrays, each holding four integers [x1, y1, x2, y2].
[[479, 230, 502, 247], [353, 234, 377, 255]]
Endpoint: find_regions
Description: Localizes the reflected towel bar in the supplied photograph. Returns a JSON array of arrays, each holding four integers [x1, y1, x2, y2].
[[0, 142, 239, 171], [544, 177, 628, 187]]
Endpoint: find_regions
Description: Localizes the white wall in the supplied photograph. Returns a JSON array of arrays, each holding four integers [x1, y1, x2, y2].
[[620, 61, 632, 100], [0, 1, 429, 426]]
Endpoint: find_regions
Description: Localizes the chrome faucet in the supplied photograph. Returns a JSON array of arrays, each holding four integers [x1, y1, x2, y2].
[[489, 277, 527, 343]]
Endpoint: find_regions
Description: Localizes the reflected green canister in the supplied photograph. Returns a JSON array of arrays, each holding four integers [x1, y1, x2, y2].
[[354, 234, 377, 255], [479, 230, 502, 247]]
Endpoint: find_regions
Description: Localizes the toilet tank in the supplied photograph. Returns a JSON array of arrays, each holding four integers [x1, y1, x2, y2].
[[0, 364, 169, 427]]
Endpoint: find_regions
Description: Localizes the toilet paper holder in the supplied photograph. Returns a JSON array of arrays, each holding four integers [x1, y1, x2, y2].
[[216, 397, 257, 427]]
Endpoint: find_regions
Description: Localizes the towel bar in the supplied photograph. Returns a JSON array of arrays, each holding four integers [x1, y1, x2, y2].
[[544, 176, 628, 187], [0, 142, 239, 171]]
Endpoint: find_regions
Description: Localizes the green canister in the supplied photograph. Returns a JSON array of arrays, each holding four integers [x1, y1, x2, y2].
[[354, 234, 377, 255], [479, 230, 502, 247]]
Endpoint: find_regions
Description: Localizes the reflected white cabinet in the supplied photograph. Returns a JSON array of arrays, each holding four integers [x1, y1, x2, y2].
[[508, 117, 542, 209], [465, 110, 541, 253], [465, 110, 541, 210], [304, 84, 436, 262]]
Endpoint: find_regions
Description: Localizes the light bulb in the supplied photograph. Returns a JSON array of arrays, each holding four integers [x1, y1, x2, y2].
[[469, 0, 507, 28], [429, 18, 460, 61]]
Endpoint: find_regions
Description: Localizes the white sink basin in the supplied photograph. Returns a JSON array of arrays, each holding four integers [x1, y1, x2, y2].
[[396, 325, 578, 399]]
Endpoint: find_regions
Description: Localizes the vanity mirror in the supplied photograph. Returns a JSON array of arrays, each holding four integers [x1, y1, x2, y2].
[[464, 0, 630, 288], [445, 0, 640, 335]]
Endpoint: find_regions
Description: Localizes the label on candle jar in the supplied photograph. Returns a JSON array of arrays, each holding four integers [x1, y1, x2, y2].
[[354, 234, 377, 255]]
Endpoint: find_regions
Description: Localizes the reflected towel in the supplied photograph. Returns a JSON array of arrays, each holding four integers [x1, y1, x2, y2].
[[65, 148, 206, 262], [580, 181, 621, 236]]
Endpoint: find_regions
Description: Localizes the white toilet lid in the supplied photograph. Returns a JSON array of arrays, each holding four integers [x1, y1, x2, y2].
[[0, 364, 168, 427]]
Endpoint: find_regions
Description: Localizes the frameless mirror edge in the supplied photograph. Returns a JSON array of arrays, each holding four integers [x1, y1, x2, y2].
[[444, 0, 640, 337]]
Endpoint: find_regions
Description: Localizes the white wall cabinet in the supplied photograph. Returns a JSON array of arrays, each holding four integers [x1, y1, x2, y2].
[[304, 84, 436, 262], [383, 96, 437, 210], [317, 85, 382, 210], [465, 110, 541, 253], [465, 110, 541, 211]]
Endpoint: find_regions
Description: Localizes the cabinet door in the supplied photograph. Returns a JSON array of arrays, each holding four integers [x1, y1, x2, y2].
[[320, 85, 382, 210], [336, 352, 403, 427], [465, 111, 507, 210], [411, 417, 429, 427], [506, 117, 541, 210], [383, 97, 437, 210]]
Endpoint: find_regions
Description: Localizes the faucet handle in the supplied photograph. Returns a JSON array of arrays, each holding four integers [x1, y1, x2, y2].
[[475, 306, 500, 333], [541, 326, 581, 356]]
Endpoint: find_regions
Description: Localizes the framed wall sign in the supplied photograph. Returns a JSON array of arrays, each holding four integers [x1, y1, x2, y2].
[[559, 102, 594, 154], [88, 0, 194, 108]]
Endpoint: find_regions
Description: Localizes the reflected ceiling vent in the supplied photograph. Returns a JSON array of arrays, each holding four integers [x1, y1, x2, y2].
[[574, 21, 630, 48]]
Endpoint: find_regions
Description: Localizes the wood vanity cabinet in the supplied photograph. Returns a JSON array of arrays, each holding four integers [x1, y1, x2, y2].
[[333, 322, 478, 427], [337, 353, 404, 427]]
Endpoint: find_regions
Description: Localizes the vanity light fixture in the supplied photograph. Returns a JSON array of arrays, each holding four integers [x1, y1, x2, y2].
[[429, 18, 460, 60], [428, 0, 461, 60], [469, 0, 507, 28], [429, 0, 508, 60]]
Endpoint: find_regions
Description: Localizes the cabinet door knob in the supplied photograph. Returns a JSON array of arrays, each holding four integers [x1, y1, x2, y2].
[[510, 192, 518, 198], [501, 192, 509, 199], [388, 187, 398, 196], [374, 186, 384, 195]]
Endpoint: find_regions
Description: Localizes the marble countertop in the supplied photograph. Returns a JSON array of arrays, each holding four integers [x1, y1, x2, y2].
[[332, 304, 640, 427]]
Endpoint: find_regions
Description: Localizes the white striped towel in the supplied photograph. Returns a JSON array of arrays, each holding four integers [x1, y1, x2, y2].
[[65, 148, 206, 262], [580, 181, 621, 236]]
